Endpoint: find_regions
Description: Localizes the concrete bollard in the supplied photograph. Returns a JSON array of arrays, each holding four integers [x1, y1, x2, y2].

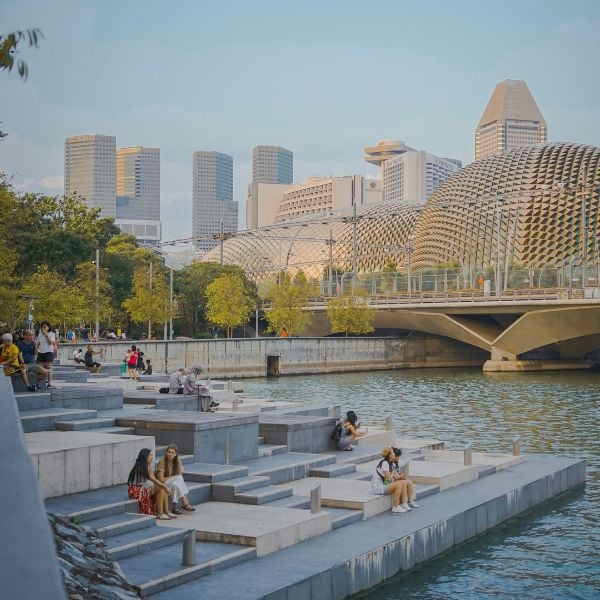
[[182, 529, 196, 566], [384, 415, 392, 432], [232, 396, 239, 412], [463, 442, 472, 466], [310, 483, 321, 514], [513, 434, 521, 456], [327, 405, 334, 417]]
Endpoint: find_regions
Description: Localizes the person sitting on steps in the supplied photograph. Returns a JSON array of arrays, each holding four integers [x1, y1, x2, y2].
[[156, 444, 195, 514], [17, 329, 49, 389], [336, 410, 368, 451], [72, 348, 85, 364], [0, 333, 36, 391], [127, 448, 176, 520], [84, 344, 103, 373], [370, 447, 419, 514]]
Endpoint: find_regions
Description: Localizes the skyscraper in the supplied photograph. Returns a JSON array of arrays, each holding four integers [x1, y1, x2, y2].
[[192, 151, 238, 252], [115, 146, 161, 243], [475, 79, 547, 161], [252, 145, 293, 184], [64, 134, 116, 217]]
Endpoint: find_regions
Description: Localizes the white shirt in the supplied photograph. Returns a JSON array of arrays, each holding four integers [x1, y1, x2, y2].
[[37, 331, 55, 353], [72, 350, 82, 359]]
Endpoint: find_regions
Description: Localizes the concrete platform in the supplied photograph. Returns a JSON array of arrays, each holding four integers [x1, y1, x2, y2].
[[428, 449, 525, 471], [157, 502, 332, 556], [408, 460, 480, 490], [25, 431, 154, 498]]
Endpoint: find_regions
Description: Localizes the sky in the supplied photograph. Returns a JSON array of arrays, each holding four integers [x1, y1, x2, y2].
[[1, 0, 600, 241]]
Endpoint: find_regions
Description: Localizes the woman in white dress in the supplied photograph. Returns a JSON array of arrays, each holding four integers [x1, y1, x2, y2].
[[156, 444, 195, 514]]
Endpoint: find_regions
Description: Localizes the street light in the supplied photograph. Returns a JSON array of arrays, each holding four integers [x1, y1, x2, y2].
[[406, 235, 414, 300]]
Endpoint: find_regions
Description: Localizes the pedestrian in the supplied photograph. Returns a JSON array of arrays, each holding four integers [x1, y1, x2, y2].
[[281, 327, 288, 338], [136, 349, 145, 376], [36, 321, 55, 388], [82, 325, 90, 342], [126, 345, 138, 380], [84, 344, 103, 373], [66, 328, 75, 343]]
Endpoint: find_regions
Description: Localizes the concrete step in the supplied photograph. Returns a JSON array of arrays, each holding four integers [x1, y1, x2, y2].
[[15, 392, 52, 411], [234, 484, 293, 505], [257, 436, 265, 445], [93, 426, 137, 435], [257, 443, 287, 458], [84, 512, 156, 539], [262, 495, 311, 510], [117, 538, 256, 597], [20, 407, 98, 433], [309, 463, 357, 478], [324, 507, 364, 529], [212, 476, 272, 502], [236, 452, 337, 485], [54, 417, 117, 431], [182, 463, 249, 484], [107, 526, 188, 560]]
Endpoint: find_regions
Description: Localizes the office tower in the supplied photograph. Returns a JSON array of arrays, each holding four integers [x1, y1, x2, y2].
[[115, 146, 161, 243], [246, 182, 290, 230], [252, 145, 293, 184], [192, 151, 238, 252], [476, 79, 547, 160], [382, 152, 462, 204], [64, 134, 116, 217]]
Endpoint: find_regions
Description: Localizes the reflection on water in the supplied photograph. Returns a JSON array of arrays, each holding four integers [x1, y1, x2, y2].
[[243, 369, 600, 599]]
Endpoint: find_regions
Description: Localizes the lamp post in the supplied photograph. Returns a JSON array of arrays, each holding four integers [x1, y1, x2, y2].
[[95, 248, 100, 342], [494, 196, 504, 297], [406, 236, 414, 300]]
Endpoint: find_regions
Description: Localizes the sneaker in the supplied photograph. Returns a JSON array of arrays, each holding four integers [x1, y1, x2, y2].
[[392, 505, 407, 513], [401, 503, 411, 511], [409, 500, 420, 508], [46, 384, 53, 389], [27, 385, 36, 392]]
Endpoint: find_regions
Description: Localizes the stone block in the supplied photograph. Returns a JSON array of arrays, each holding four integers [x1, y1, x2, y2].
[[111, 439, 134, 485], [90, 444, 113, 489], [331, 564, 351, 600], [288, 579, 311, 600], [310, 571, 332, 600], [487, 497, 499, 528], [349, 547, 385, 591], [451, 511, 467, 545], [476, 504, 487, 534], [38, 451, 66, 498], [382, 539, 402, 579], [530, 478, 546, 506], [65, 447, 90, 495], [399, 533, 416, 571], [497, 494, 508, 523], [464, 506, 477, 540], [409, 460, 479, 491]]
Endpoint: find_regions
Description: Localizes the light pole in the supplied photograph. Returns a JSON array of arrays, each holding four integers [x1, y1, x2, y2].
[[406, 236, 414, 300], [495, 197, 504, 297], [95, 248, 100, 342]]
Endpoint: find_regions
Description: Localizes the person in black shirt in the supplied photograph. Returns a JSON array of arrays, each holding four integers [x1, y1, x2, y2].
[[17, 329, 48, 389], [142, 359, 153, 375], [84, 344, 103, 373]]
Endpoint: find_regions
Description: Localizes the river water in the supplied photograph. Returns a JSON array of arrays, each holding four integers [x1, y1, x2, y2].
[[243, 369, 600, 599]]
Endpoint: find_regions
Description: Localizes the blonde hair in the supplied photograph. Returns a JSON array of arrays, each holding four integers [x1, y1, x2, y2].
[[381, 447, 394, 461]]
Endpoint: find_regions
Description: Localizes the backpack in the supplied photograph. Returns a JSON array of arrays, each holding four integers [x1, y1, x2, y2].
[[331, 420, 344, 441]]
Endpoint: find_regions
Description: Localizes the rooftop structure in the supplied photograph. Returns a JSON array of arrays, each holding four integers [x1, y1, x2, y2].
[[475, 79, 547, 160]]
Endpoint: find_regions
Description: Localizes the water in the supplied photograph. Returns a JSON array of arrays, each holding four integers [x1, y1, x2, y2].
[[243, 369, 600, 599]]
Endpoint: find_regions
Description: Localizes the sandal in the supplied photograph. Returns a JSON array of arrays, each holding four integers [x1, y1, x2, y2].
[[166, 512, 177, 519], [156, 514, 170, 520], [172, 506, 182, 515], [183, 504, 196, 512]]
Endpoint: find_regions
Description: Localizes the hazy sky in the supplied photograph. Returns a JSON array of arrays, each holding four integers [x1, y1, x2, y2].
[[1, 0, 599, 240]]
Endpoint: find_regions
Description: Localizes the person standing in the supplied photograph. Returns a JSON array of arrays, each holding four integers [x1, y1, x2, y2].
[[281, 327, 288, 338], [126, 345, 138, 380], [36, 321, 55, 388]]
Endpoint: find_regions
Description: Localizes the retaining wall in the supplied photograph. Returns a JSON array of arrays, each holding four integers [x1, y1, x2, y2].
[[58, 337, 487, 377]]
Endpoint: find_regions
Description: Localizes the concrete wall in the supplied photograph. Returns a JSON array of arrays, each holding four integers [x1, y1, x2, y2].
[[58, 337, 486, 377], [0, 376, 66, 599]]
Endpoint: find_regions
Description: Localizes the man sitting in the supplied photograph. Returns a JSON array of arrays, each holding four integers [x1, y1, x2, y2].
[[0, 333, 36, 391], [84, 344, 103, 373], [17, 329, 49, 389], [72, 348, 85, 364]]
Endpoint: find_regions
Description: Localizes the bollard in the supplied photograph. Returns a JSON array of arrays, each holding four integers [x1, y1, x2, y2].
[[182, 529, 196, 566], [384, 415, 392, 432], [232, 396, 239, 412], [310, 483, 321, 514], [327, 404, 334, 417], [512, 434, 521, 456], [463, 442, 472, 466]]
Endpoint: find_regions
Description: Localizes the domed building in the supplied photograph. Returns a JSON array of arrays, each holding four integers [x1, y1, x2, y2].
[[204, 143, 600, 280]]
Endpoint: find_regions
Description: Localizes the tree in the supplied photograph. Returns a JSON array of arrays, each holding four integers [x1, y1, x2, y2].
[[122, 266, 171, 339], [73, 261, 114, 328], [263, 272, 312, 336], [327, 290, 375, 336], [0, 239, 21, 330], [0, 29, 43, 81], [20, 266, 86, 327], [205, 274, 256, 338]]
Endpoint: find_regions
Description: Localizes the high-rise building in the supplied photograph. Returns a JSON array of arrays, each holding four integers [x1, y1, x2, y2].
[[252, 145, 293, 184], [246, 182, 290, 230], [64, 134, 116, 217], [382, 152, 462, 205], [365, 139, 461, 204], [192, 151, 238, 252], [115, 146, 161, 244], [475, 79, 547, 161]]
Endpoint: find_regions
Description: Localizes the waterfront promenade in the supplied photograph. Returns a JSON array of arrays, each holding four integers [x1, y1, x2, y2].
[[2, 362, 587, 599]]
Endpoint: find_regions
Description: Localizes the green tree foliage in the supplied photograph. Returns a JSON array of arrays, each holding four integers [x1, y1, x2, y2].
[[0, 239, 22, 329], [175, 262, 258, 336], [0, 29, 43, 81], [327, 291, 375, 336], [104, 234, 139, 307], [73, 261, 114, 326], [20, 266, 86, 326], [122, 266, 171, 339], [263, 271, 312, 336], [205, 273, 257, 338]]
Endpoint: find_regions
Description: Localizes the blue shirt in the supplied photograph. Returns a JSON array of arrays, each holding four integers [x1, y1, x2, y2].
[[17, 339, 36, 364]]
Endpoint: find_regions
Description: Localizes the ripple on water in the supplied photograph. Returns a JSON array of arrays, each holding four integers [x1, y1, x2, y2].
[[244, 368, 600, 599]]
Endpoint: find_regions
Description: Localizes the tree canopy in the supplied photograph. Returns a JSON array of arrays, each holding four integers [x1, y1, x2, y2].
[[327, 291, 375, 336], [263, 271, 312, 336]]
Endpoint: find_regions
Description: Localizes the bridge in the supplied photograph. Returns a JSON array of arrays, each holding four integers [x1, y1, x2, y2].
[[299, 288, 600, 372]]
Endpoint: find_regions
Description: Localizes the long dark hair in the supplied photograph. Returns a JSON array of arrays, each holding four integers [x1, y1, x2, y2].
[[128, 448, 151, 485], [162, 443, 182, 478], [345, 410, 358, 427]]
